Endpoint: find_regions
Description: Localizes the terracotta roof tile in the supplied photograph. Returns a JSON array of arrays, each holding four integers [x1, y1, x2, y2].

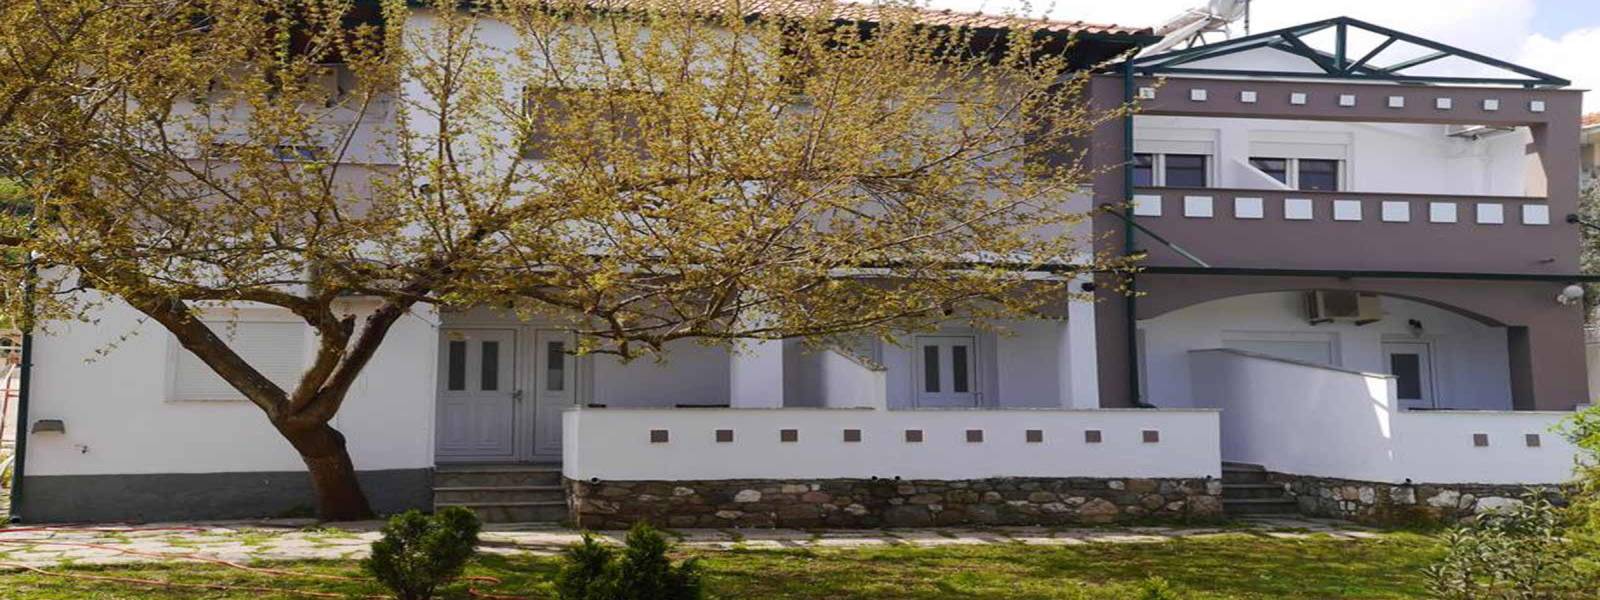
[[1583, 112, 1600, 128], [590, 0, 1151, 37]]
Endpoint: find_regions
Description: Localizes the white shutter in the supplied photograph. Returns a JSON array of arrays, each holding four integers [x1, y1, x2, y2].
[[172, 321, 307, 401]]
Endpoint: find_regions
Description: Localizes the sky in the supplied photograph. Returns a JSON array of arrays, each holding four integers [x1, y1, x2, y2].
[[923, 0, 1600, 111]]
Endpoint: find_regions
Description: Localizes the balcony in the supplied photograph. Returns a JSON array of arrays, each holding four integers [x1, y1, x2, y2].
[[1126, 187, 1571, 274]]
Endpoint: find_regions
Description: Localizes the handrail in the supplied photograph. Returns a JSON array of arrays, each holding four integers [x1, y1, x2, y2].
[[1135, 186, 1547, 203]]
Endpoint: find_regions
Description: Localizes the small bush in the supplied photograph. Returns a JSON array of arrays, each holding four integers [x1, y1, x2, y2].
[[1423, 493, 1590, 599], [1135, 576, 1184, 600], [556, 522, 702, 600], [363, 506, 482, 600]]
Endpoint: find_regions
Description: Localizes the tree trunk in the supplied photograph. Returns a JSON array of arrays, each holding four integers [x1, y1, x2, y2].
[[278, 421, 375, 521]]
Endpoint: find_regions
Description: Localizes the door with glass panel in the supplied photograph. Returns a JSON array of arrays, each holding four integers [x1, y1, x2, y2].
[[1383, 341, 1436, 410], [913, 335, 981, 407], [436, 328, 518, 462], [533, 330, 577, 459]]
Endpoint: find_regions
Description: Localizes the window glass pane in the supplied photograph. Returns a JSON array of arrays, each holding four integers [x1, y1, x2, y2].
[[1390, 353, 1422, 399], [1249, 157, 1288, 184], [480, 341, 499, 391], [546, 341, 566, 392], [1299, 159, 1340, 191], [447, 340, 466, 391], [922, 345, 941, 393], [1164, 154, 1208, 187], [951, 345, 970, 393], [1132, 153, 1155, 187]]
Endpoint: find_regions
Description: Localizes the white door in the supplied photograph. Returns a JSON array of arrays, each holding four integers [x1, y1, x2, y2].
[[436, 329, 518, 461], [532, 329, 577, 459], [1383, 341, 1435, 410], [913, 335, 980, 407]]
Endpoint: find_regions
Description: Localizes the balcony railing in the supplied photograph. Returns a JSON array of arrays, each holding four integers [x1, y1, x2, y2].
[[1126, 187, 1571, 273]]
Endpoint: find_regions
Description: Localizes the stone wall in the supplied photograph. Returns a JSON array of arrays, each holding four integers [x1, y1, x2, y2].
[[566, 477, 1223, 529], [1269, 472, 1562, 524]]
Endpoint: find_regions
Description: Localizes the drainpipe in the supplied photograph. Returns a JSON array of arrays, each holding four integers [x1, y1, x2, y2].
[[1121, 59, 1142, 408], [7, 215, 35, 523]]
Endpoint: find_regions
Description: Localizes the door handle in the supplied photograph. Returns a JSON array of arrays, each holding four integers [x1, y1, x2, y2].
[[513, 389, 524, 403]]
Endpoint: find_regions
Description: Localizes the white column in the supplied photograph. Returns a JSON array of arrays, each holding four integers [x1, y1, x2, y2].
[[729, 338, 785, 408], [1062, 278, 1101, 409]]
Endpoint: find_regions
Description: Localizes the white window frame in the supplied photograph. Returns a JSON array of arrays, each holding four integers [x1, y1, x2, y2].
[[1248, 156, 1346, 191], [1133, 152, 1214, 188], [167, 310, 310, 402]]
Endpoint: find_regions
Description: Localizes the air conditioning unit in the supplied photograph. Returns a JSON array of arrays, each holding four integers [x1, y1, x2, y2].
[[1306, 291, 1382, 325]]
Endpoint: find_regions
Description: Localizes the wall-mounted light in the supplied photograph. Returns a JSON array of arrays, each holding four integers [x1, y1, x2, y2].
[[30, 419, 65, 434], [1557, 284, 1585, 306], [1407, 319, 1425, 338]]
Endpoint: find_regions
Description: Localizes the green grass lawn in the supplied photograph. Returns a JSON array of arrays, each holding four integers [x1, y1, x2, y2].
[[0, 532, 1445, 599]]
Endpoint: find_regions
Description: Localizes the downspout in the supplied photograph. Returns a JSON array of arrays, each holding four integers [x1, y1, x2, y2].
[[1121, 59, 1142, 408], [7, 216, 35, 523]]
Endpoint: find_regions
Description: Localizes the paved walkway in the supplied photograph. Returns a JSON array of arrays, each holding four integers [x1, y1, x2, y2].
[[0, 517, 1388, 568]]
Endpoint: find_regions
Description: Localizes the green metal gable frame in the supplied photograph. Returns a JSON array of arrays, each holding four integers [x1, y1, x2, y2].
[[1127, 16, 1569, 88]]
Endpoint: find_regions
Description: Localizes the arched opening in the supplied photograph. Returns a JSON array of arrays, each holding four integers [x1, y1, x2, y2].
[[1137, 290, 1515, 411]]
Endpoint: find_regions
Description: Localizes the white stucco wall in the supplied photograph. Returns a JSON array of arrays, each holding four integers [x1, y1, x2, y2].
[[1135, 115, 1530, 197], [1189, 349, 1578, 485], [1140, 292, 1512, 410], [563, 407, 1221, 480], [25, 298, 439, 476]]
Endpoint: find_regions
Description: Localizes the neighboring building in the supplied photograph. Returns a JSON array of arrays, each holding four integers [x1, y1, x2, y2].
[[8, 10, 1592, 526], [1582, 112, 1600, 189]]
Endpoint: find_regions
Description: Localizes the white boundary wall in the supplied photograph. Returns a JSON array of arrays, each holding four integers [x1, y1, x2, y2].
[[1190, 348, 1578, 485], [562, 407, 1221, 481]]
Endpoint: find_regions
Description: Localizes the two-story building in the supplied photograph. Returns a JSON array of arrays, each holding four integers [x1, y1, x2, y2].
[[8, 7, 1591, 526]]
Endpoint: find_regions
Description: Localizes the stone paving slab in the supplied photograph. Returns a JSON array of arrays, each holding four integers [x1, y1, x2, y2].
[[0, 516, 1382, 569]]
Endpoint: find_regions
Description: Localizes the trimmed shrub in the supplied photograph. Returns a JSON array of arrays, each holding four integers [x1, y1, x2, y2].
[[556, 522, 702, 600], [363, 507, 482, 600], [1423, 493, 1590, 599]]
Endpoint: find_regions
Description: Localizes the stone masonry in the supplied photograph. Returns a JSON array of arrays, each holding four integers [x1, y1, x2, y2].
[[1269, 472, 1563, 524], [566, 477, 1224, 529]]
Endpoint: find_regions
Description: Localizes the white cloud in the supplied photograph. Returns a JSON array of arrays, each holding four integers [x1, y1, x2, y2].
[[1520, 27, 1600, 110]]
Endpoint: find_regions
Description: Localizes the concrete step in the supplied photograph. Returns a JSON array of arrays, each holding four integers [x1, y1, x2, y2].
[[437, 501, 569, 523], [432, 485, 566, 505], [1221, 463, 1269, 485], [1222, 497, 1300, 516], [433, 464, 563, 488], [1222, 483, 1287, 500]]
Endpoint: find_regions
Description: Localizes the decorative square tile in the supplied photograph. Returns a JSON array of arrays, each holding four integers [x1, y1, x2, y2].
[[843, 429, 862, 443], [1436, 97, 1453, 110], [1473, 433, 1490, 447], [1290, 92, 1307, 105], [1381, 201, 1410, 222], [1084, 430, 1103, 444], [1142, 430, 1161, 444], [1476, 203, 1504, 225], [780, 429, 799, 443], [1526, 434, 1542, 448], [650, 429, 669, 443], [1522, 204, 1550, 225], [1338, 94, 1356, 107], [1530, 100, 1546, 113], [1429, 202, 1458, 223], [1183, 195, 1214, 218], [1284, 198, 1314, 220], [1387, 95, 1406, 108], [1333, 199, 1362, 221], [1133, 194, 1163, 217], [904, 429, 923, 443], [1483, 98, 1500, 111], [1137, 87, 1156, 100], [1025, 429, 1044, 443], [1240, 90, 1257, 103], [1189, 88, 1208, 102], [965, 429, 984, 443], [716, 429, 734, 443], [1234, 197, 1264, 219]]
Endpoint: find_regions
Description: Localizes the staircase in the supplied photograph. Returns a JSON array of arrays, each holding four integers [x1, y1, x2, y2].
[[432, 463, 568, 523], [1221, 462, 1299, 516]]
